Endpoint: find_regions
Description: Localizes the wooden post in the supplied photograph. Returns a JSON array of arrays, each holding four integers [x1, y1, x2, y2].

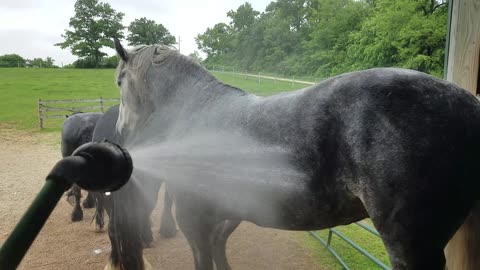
[[99, 96, 104, 113], [38, 99, 43, 129], [446, 0, 480, 95], [444, 1, 480, 270]]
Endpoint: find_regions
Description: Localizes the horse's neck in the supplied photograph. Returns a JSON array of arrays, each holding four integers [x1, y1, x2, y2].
[[146, 78, 251, 140], [161, 74, 250, 113]]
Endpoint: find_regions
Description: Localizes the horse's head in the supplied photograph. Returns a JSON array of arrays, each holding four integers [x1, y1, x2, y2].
[[113, 38, 177, 140]]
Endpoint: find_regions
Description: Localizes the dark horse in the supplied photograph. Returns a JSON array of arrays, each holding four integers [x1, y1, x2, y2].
[[92, 105, 177, 251], [106, 39, 480, 270], [61, 107, 177, 240], [61, 112, 102, 223]]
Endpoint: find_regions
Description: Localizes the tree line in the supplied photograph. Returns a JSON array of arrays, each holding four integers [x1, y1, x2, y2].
[[0, 54, 57, 68], [55, 0, 176, 68], [196, 0, 448, 78], [1, 0, 177, 69]]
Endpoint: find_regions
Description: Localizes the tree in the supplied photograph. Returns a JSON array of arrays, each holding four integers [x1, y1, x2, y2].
[[347, 0, 447, 76], [196, 0, 448, 78], [188, 51, 203, 63], [27, 57, 55, 68], [195, 23, 233, 59], [55, 0, 125, 68], [45, 57, 55, 68], [259, 0, 308, 74], [127, 17, 176, 46], [102, 55, 120, 68], [303, 0, 371, 76], [227, 2, 260, 32], [0, 54, 26, 67]]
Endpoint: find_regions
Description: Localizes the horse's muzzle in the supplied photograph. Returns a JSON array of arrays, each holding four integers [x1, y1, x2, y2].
[[47, 141, 133, 192]]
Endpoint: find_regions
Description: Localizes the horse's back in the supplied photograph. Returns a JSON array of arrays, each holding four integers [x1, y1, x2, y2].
[[305, 68, 480, 199], [61, 112, 102, 157], [241, 68, 480, 229], [330, 68, 480, 183], [92, 105, 119, 143]]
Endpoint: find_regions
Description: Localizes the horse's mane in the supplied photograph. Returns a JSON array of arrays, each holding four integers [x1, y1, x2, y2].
[[116, 44, 247, 97]]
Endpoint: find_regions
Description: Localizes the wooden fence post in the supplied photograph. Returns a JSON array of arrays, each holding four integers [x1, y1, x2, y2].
[[38, 99, 43, 129], [99, 96, 104, 113]]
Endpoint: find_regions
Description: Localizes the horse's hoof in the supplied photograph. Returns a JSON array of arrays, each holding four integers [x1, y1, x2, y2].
[[144, 256, 153, 270], [159, 224, 177, 238], [104, 261, 121, 270], [143, 240, 155, 249], [104, 257, 152, 270], [71, 209, 83, 222], [95, 223, 105, 232]]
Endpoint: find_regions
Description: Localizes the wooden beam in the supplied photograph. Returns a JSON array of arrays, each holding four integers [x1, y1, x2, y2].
[[446, 0, 480, 95]]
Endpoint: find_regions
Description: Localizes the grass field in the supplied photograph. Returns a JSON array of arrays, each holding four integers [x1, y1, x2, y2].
[[304, 222, 391, 270], [0, 68, 119, 130], [0, 68, 309, 130], [0, 67, 390, 269]]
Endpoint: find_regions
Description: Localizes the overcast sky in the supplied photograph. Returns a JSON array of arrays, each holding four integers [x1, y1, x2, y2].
[[0, 0, 272, 66]]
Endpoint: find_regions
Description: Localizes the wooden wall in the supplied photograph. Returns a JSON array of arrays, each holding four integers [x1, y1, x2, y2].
[[446, 0, 480, 95]]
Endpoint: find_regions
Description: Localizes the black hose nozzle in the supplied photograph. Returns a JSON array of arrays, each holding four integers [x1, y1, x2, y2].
[[47, 141, 133, 192], [0, 141, 133, 270]]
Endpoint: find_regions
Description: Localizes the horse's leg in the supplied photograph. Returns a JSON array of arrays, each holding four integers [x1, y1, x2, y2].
[[83, 191, 95, 208], [211, 220, 241, 270], [104, 231, 153, 270], [104, 256, 152, 270], [176, 202, 215, 270], [360, 183, 471, 270], [141, 211, 154, 248], [95, 192, 105, 231], [105, 186, 152, 270], [159, 185, 177, 238], [71, 184, 83, 222], [141, 180, 163, 248]]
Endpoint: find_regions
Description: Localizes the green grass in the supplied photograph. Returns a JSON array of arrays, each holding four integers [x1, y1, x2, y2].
[[211, 71, 311, 96], [303, 220, 391, 270], [0, 68, 389, 269], [0, 68, 119, 130]]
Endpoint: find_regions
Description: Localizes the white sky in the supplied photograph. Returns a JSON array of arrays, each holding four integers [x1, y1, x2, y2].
[[0, 0, 272, 66]]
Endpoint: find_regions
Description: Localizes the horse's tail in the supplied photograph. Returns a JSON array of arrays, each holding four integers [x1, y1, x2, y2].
[[445, 202, 480, 270]]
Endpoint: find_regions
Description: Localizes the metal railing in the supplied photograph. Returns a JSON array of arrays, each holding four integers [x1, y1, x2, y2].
[[309, 221, 391, 270]]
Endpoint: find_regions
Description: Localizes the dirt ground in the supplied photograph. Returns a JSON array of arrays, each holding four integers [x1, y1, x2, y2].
[[0, 126, 322, 270]]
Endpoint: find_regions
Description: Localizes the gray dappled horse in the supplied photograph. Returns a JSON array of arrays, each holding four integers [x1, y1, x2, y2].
[[61, 108, 176, 242], [108, 38, 480, 270]]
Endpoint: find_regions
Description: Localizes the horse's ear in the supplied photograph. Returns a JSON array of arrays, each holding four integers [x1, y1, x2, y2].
[[114, 37, 128, 62], [152, 46, 172, 64]]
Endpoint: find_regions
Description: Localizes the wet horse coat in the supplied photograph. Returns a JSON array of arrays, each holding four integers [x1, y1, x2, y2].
[[111, 41, 480, 270]]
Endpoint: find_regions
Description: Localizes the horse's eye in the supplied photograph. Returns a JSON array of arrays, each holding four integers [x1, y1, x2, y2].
[[117, 70, 126, 86]]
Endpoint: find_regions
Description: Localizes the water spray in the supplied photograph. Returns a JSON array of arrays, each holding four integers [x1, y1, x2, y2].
[[0, 141, 133, 270]]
